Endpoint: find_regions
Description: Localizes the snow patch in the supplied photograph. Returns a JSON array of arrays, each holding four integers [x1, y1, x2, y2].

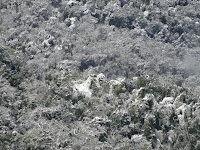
[[160, 97, 174, 105], [176, 104, 191, 126], [69, 17, 76, 29], [74, 77, 92, 98], [144, 11, 149, 17], [131, 135, 143, 142], [91, 116, 111, 124], [67, 0, 77, 6], [110, 77, 125, 86], [54, 45, 62, 51], [109, 77, 125, 94], [73, 73, 106, 98], [95, 73, 106, 87]]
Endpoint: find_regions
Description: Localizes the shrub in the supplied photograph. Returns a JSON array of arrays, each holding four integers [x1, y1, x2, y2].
[[160, 16, 167, 24], [98, 133, 108, 142], [142, 0, 150, 5], [75, 108, 85, 120], [136, 77, 147, 88], [114, 84, 126, 96], [59, 141, 68, 148], [138, 88, 147, 98]]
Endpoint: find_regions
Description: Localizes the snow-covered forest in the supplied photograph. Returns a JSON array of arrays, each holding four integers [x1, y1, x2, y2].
[[0, 0, 200, 149]]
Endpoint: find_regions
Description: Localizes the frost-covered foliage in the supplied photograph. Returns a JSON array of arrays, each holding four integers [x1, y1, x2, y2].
[[0, 0, 200, 149]]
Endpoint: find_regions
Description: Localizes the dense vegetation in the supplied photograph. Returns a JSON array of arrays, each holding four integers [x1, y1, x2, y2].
[[0, 0, 200, 149]]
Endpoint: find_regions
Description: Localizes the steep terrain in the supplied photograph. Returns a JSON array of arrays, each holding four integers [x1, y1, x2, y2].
[[0, 0, 200, 149]]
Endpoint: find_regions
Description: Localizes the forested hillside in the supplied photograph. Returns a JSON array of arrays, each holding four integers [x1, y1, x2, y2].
[[0, 0, 200, 149]]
